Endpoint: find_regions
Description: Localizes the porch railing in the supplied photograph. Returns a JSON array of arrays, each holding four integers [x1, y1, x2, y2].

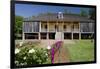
[[41, 29, 47, 32]]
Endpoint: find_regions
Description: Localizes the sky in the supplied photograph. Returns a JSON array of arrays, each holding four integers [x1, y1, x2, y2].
[[15, 4, 90, 18]]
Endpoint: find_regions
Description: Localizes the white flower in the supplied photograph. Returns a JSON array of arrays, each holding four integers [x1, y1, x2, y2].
[[45, 53, 48, 56], [20, 63, 24, 65], [28, 48, 35, 53], [46, 58, 48, 61], [23, 57, 26, 60], [47, 45, 51, 50], [15, 48, 20, 54], [19, 41, 23, 46], [24, 62, 27, 65], [15, 61, 19, 64]]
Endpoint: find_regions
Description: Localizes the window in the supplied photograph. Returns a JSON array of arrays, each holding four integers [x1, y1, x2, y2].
[[63, 25, 66, 29], [58, 12, 64, 19], [55, 25, 58, 31], [71, 24, 74, 31], [41, 24, 43, 28], [45, 25, 47, 29], [55, 25, 57, 29]]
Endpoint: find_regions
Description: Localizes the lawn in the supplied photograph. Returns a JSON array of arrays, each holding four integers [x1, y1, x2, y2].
[[64, 40, 95, 62], [15, 40, 95, 64]]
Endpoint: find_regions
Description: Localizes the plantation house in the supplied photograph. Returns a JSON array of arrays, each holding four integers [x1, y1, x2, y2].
[[22, 12, 94, 40]]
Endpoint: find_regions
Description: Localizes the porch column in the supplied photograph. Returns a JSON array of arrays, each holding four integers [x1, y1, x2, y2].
[[39, 21, 41, 40], [39, 33, 41, 40], [71, 22, 73, 40], [79, 22, 81, 40], [22, 32, 25, 40], [47, 21, 49, 40], [62, 21, 64, 32], [47, 33, 49, 39], [56, 21, 58, 32], [62, 21, 64, 40], [39, 21, 41, 32], [47, 21, 49, 32]]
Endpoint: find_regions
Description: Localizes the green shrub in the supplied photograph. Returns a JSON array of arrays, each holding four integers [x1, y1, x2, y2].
[[15, 46, 51, 66]]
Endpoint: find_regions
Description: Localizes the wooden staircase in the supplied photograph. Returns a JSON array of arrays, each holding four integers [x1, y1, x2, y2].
[[55, 32, 64, 40]]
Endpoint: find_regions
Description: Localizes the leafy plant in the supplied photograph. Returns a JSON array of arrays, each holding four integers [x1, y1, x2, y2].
[[15, 16, 23, 39], [15, 45, 51, 66]]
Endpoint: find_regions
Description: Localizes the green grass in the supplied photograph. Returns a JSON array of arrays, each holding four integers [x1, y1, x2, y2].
[[64, 40, 94, 62]]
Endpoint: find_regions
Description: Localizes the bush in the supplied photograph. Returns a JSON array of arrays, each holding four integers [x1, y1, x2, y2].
[[15, 46, 51, 66]]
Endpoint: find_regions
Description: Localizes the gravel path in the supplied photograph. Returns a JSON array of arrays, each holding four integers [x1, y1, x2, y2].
[[53, 43, 70, 63]]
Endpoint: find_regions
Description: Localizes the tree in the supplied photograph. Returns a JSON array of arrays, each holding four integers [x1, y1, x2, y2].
[[88, 8, 95, 42], [39, 12, 53, 16], [80, 9, 88, 17], [15, 16, 23, 39], [64, 9, 72, 14], [89, 8, 95, 20], [46, 12, 53, 15], [64, 9, 68, 14]]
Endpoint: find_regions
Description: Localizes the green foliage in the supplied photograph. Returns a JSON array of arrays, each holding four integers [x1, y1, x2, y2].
[[64, 9, 72, 14], [64, 9, 68, 14], [15, 45, 51, 66], [15, 16, 23, 39], [80, 9, 88, 17], [89, 8, 95, 20]]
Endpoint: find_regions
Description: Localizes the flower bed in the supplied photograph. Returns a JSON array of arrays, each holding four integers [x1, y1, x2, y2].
[[48, 41, 63, 63], [15, 43, 51, 66]]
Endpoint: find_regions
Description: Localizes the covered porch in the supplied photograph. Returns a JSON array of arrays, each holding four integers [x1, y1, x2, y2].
[[40, 21, 80, 32]]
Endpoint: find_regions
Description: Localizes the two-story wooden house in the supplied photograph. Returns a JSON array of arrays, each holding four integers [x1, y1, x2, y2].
[[22, 12, 94, 40]]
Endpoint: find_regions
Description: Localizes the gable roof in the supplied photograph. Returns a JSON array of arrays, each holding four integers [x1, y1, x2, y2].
[[24, 13, 94, 22]]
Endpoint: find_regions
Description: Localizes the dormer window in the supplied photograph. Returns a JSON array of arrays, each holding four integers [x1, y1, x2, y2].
[[58, 12, 64, 19]]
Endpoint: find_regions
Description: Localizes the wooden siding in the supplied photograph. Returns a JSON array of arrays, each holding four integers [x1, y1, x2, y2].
[[73, 22, 79, 32], [58, 22, 63, 32], [80, 22, 94, 32], [49, 22, 56, 32], [23, 22, 39, 32], [63, 22, 72, 32]]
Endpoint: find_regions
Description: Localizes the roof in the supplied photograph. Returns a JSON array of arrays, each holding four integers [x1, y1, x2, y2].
[[24, 13, 94, 22]]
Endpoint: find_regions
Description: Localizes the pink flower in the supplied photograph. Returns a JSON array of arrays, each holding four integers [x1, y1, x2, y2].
[[51, 48, 54, 64]]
